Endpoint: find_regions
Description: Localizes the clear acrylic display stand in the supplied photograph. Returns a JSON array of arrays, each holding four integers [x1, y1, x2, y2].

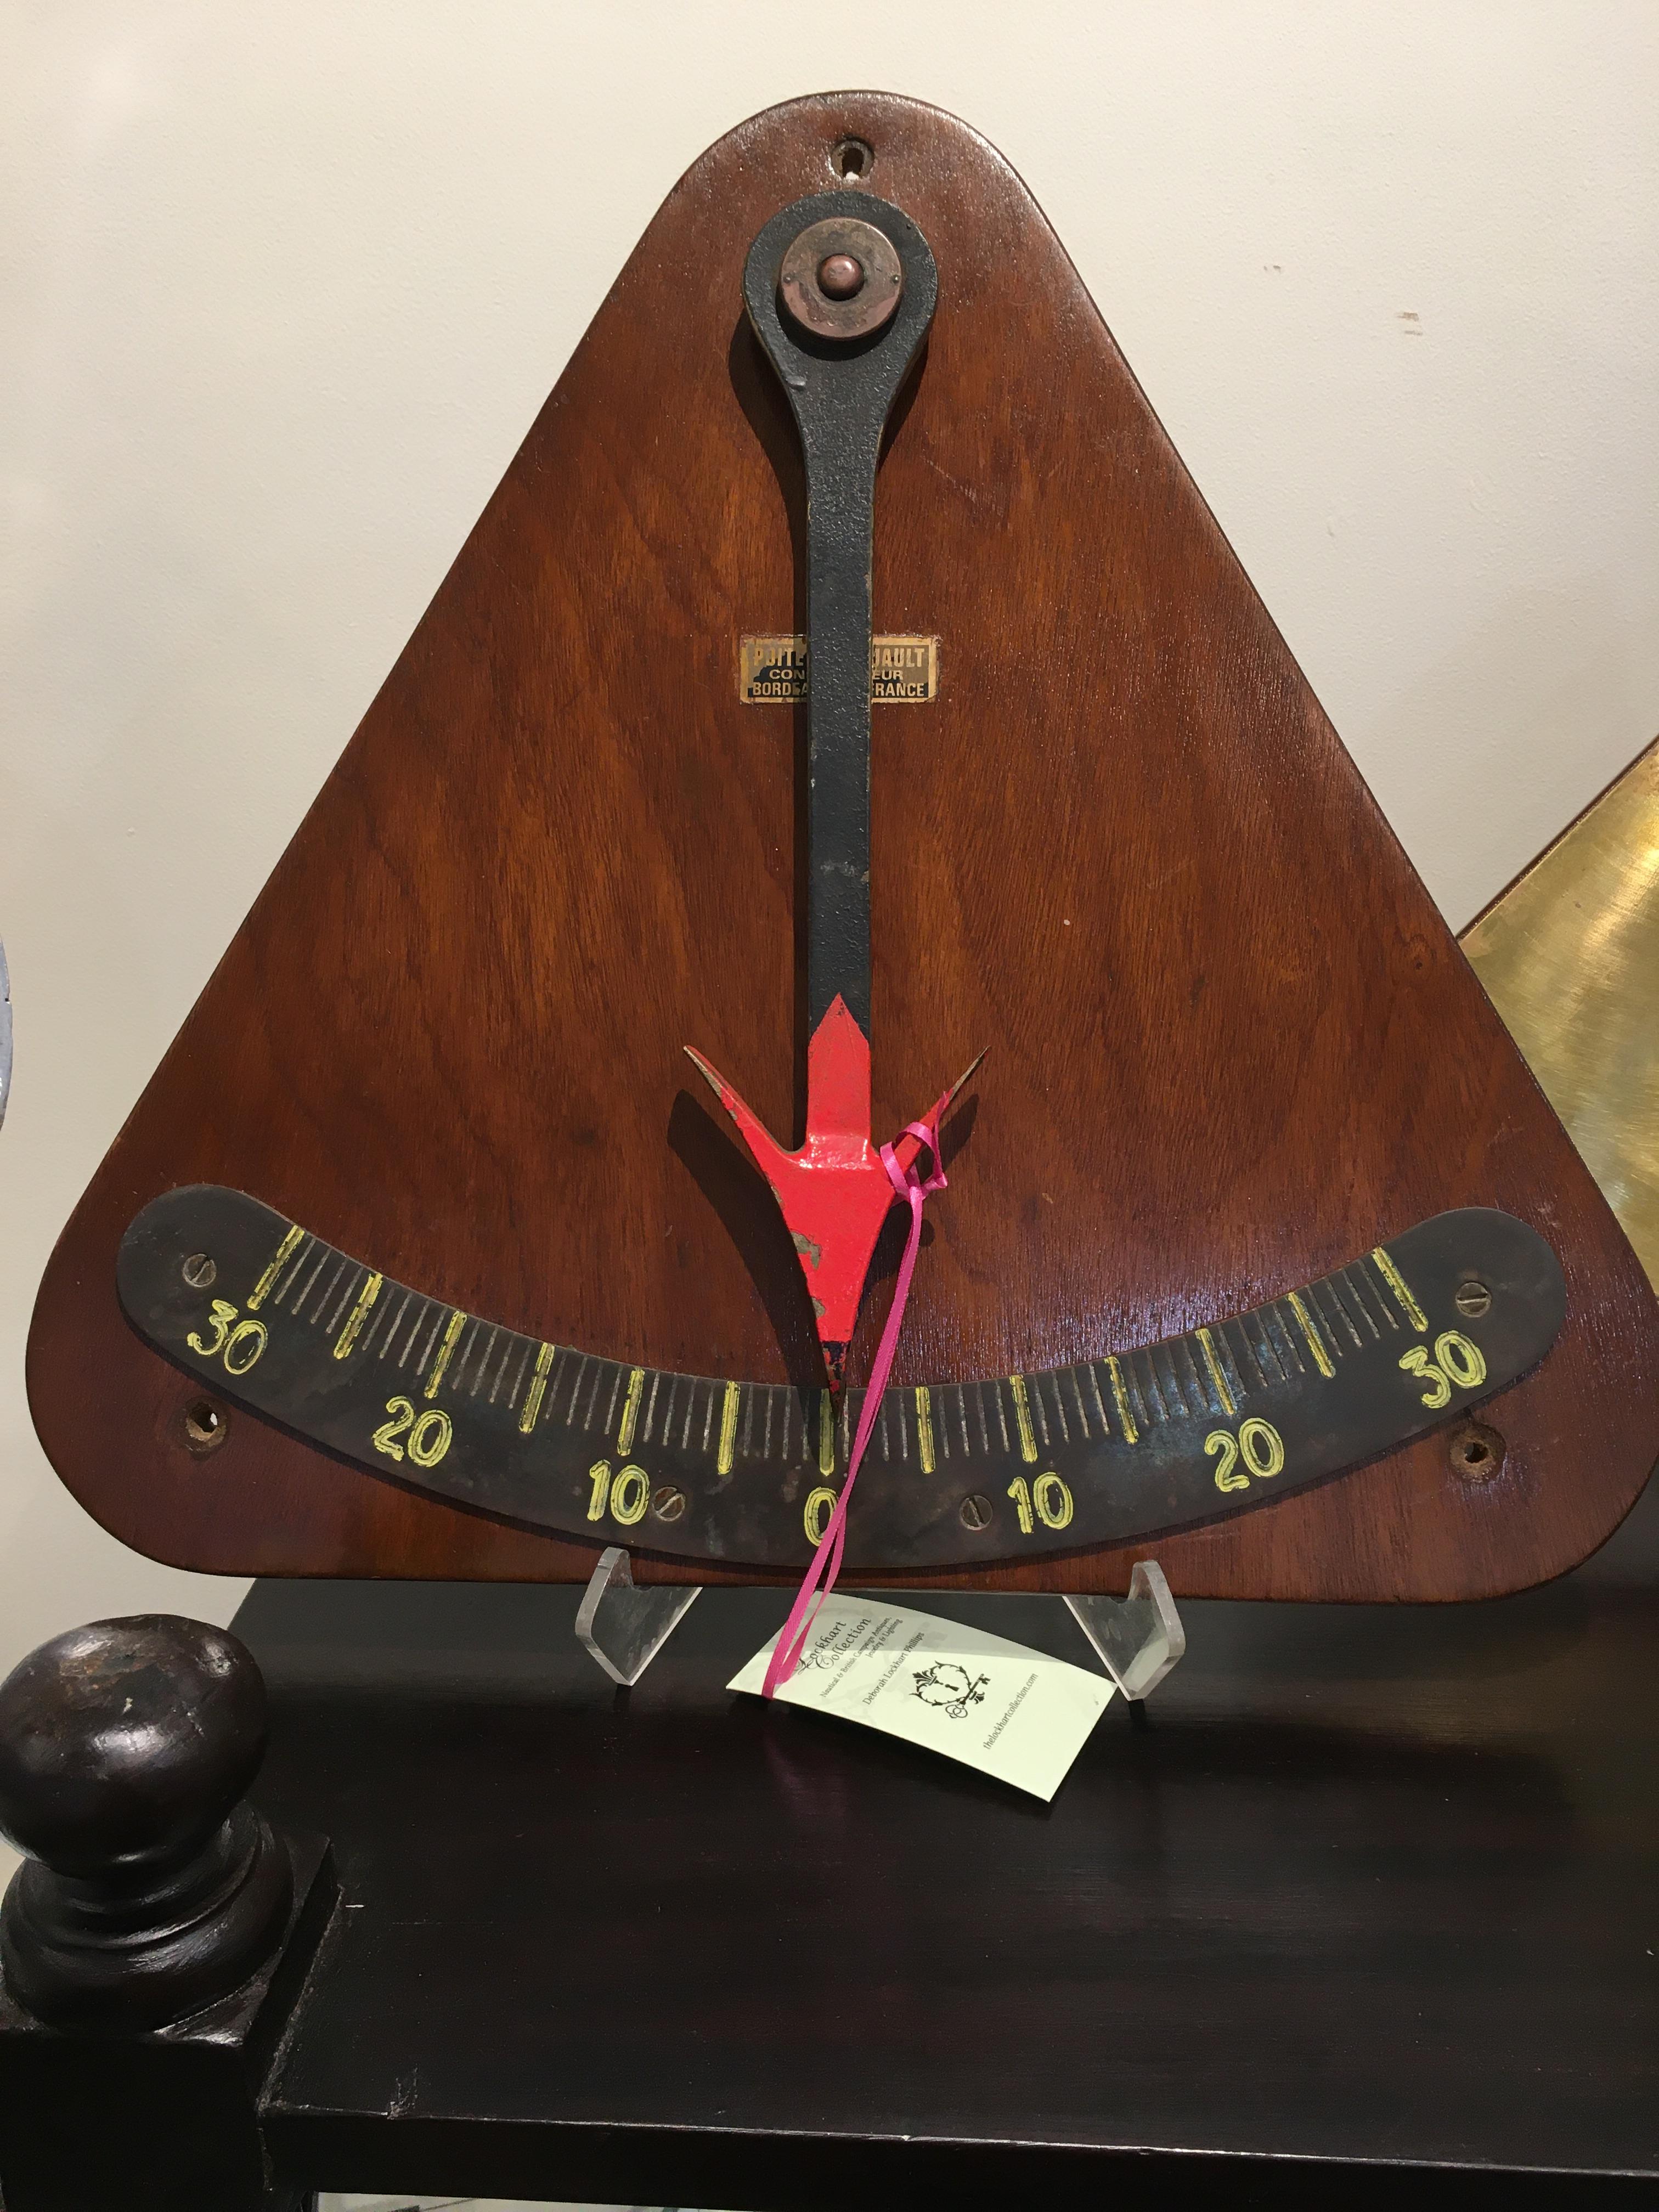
[[575, 1547, 1186, 1700], [573, 1546, 701, 1686], [1064, 1560, 1187, 1700]]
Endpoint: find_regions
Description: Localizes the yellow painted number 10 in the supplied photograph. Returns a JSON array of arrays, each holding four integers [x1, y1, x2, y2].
[[1007, 1472, 1074, 1533], [588, 1459, 650, 1527]]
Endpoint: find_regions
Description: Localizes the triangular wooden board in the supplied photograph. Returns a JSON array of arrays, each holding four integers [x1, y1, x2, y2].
[[29, 93, 1659, 1596]]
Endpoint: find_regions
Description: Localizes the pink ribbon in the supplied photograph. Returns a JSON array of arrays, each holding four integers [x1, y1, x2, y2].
[[761, 1115, 949, 1697]]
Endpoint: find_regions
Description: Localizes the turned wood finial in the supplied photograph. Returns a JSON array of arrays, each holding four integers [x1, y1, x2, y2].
[[0, 1615, 292, 2029]]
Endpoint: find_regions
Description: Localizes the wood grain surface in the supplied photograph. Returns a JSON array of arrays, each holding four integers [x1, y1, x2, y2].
[[26, 92, 1659, 1596]]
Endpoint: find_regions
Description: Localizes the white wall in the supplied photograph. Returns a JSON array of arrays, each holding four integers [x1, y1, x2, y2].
[[2, 3, 1657, 1871]]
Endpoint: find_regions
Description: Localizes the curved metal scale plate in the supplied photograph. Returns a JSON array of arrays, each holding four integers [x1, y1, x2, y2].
[[118, 1187, 1565, 1573]]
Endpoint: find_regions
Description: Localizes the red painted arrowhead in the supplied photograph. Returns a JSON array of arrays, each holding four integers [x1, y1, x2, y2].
[[687, 1000, 975, 1387]]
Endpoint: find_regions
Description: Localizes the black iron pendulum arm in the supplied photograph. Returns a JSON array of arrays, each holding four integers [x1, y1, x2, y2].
[[689, 193, 952, 1381], [741, 193, 938, 1036]]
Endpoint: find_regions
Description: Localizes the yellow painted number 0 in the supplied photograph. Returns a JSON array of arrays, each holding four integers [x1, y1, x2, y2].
[[1206, 1418, 1285, 1493], [1398, 1330, 1487, 1408], [803, 1485, 838, 1545], [1006, 1471, 1074, 1533], [372, 1396, 453, 1468], [187, 1299, 268, 1377]]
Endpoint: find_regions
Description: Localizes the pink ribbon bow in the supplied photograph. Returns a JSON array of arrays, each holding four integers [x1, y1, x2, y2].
[[761, 1116, 949, 1697]]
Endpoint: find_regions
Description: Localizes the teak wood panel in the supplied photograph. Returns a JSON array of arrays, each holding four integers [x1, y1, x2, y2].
[[27, 93, 1659, 1596]]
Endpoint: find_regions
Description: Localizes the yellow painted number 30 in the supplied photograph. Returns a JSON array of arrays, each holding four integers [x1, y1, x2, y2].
[[187, 1299, 267, 1376], [1399, 1331, 1487, 1408]]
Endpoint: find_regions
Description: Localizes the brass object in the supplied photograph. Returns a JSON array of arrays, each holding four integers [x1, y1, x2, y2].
[[817, 252, 865, 300], [778, 216, 901, 340], [1461, 737, 1659, 1286], [738, 633, 938, 704]]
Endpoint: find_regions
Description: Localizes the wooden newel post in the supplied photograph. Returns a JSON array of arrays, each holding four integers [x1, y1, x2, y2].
[[0, 1616, 335, 2212]]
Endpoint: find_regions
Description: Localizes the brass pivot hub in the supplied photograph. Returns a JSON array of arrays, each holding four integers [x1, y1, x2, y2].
[[779, 215, 902, 340]]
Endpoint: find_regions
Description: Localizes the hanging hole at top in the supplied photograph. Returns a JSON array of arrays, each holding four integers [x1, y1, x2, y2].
[[831, 136, 873, 182]]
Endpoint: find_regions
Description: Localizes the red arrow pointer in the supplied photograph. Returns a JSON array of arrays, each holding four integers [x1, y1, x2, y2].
[[686, 1008, 983, 1391]]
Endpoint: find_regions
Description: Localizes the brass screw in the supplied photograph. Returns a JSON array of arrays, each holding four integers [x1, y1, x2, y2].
[[960, 1492, 993, 1532], [1455, 1281, 1491, 1319], [182, 1252, 217, 1290], [653, 1487, 687, 1523]]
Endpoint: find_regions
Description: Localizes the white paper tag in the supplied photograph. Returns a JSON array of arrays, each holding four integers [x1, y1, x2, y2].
[[728, 1595, 1114, 1801]]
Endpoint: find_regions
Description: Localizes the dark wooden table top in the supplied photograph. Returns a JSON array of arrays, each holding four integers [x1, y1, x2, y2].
[[241, 1480, 1659, 2208]]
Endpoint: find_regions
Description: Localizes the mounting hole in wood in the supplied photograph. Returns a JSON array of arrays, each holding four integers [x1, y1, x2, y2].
[[831, 135, 872, 181], [1449, 1419, 1505, 1483], [181, 1397, 228, 1457]]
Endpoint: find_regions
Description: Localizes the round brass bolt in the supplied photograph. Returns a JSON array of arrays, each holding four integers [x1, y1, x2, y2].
[[960, 1492, 993, 1533], [779, 217, 902, 341], [1448, 1418, 1505, 1483], [817, 252, 865, 299], [652, 1486, 687, 1523], [181, 1251, 217, 1290], [1455, 1280, 1492, 1319]]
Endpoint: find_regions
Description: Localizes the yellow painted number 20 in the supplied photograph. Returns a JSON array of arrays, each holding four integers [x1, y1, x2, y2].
[[1206, 1418, 1285, 1493], [372, 1396, 453, 1468], [1398, 1331, 1487, 1409]]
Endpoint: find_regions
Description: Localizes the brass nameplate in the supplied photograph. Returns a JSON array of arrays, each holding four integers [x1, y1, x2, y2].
[[739, 635, 939, 704]]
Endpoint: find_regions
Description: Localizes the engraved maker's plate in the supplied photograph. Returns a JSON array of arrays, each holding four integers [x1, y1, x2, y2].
[[118, 1187, 1565, 1574], [739, 634, 938, 703]]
